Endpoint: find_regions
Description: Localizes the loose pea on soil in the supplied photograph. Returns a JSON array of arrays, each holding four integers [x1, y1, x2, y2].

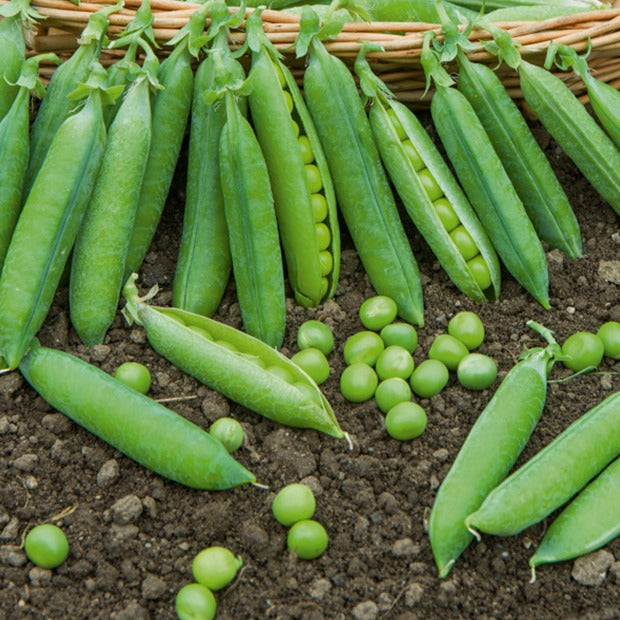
[[0, 101, 619, 619]]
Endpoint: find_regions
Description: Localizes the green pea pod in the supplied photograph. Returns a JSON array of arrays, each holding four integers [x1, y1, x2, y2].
[[219, 89, 286, 348], [172, 28, 238, 317], [301, 29, 424, 326], [70, 70, 153, 346], [246, 11, 340, 307], [26, 3, 120, 188], [428, 321, 560, 577], [529, 455, 620, 577], [456, 50, 582, 259], [354, 50, 501, 301], [0, 65, 111, 370], [123, 275, 345, 439], [19, 344, 255, 490], [0, 10, 25, 121], [466, 390, 620, 538]]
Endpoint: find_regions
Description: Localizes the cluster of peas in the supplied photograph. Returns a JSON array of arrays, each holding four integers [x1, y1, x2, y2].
[[387, 109, 492, 293]]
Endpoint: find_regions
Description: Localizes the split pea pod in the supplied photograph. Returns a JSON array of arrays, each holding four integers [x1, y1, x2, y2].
[[455, 49, 582, 259], [70, 62, 154, 346], [19, 343, 255, 490], [172, 10, 240, 317], [0, 64, 111, 370], [354, 49, 501, 301], [528, 455, 620, 577], [299, 19, 424, 326], [428, 321, 559, 577], [422, 35, 550, 308], [219, 88, 286, 347], [466, 390, 620, 538], [246, 10, 340, 307], [123, 275, 344, 438]]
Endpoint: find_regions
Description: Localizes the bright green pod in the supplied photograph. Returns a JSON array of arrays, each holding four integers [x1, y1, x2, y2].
[[583, 73, 620, 150], [368, 93, 501, 301], [303, 37, 424, 326], [528, 455, 620, 577], [519, 60, 620, 216], [429, 342, 554, 578], [467, 390, 620, 538], [430, 84, 550, 309], [19, 344, 255, 490], [246, 13, 340, 307], [70, 76, 152, 346], [172, 31, 238, 317], [456, 51, 582, 259], [0, 12, 25, 121], [219, 90, 286, 347], [123, 276, 344, 439], [0, 75, 108, 369]]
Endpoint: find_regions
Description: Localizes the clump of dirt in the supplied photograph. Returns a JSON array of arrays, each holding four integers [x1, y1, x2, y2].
[[0, 112, 619, 620]]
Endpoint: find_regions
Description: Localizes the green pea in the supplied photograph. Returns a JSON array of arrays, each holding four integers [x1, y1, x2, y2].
[[561, 331, 605, 372], [375, 345, 415, 381], [283, 89, 294, 113], [319, 251, 333, 276], [316, 222, 331, 250], [597, 321, 620, 360], [287, 519, 328, 560], [293, 381, 322, 406], [291, 348, 330, 385], [374, 377, 412, 414], [448, 311, 485, 351], [215, 339, 238, 353], [449, 225, 479, 261], [25, 524, 69, 569], [209, 417, 244, 453], [272, 483, 316, 526], [402, 138, 424, 171], [433, 197, 460, 232], [311, 193, 328, 222], [409, 359, 450, 398], [188, 325, 214, 341], [359, 295, 399, 331], [385, 401, 427, 440], [467, 255, 492, 291], [297, 320, 334, 355], [379, 322, 418, 353], [175, 583, 216, 620], [340, 362, 378, 403], [418, 168, 443, 202], [291, 118, 300, 138], [298, 135, 313, 164], [343, 331, 385, 366], [387, 107, 407, 141], [320, 277, 329, 299], [305, 164, 322, 193], [266, 364, 295, 384], [114, 361, 151, 394], [457, 353, 498, 390], [274, 63, 286, 87], [192, 546, 243, 591], [428, 334, 469, 371]]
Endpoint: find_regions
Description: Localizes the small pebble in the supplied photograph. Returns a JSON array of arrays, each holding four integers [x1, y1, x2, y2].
[[97, 460, 120, 488], [28, 567, 52, 587], [12, 454, 38, 473], [572, 550, 614, 586], [352, 601, 378, 620], [110, 495, 143, 525], [141, 574, 167, 600]]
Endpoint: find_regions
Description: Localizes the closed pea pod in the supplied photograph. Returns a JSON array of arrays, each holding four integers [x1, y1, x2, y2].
[[466, 390, 620, 538], [297, 10, 424, 326], [354, 46, 501, 302], [0, 64, 116, 369], [123, 276, 344, 439], [429, 321, 560, 577], [18, 343, 255, 490]]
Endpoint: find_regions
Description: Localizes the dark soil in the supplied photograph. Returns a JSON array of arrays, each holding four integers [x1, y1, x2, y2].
[[1, 112, 619, 620]]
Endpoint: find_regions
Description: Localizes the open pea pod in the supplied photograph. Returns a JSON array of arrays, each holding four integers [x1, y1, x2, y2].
[[123, 275, 345, 439], [355, 46, 501, 302]]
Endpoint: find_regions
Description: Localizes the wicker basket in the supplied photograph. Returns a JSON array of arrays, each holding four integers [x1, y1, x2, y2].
[[9, 0, 620, 106]]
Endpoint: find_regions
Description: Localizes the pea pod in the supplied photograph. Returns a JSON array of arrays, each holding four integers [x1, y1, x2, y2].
[[0, 64, 115, 370], [429, 321, 560, 577], [245, 10, 340, 307], [422, 34, 550, 309], [172, 4, 241, 317], [528, 455, 620, 579], [19, 343, 255, 490], [0, 54, 58, 270], [70, 53, 156, 346], [123, 275, 344, 439], [297, 10, 424, 326], [466, 390, 620, 538], [354, 46, 501, 301], [219, 85, 286, 347]]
